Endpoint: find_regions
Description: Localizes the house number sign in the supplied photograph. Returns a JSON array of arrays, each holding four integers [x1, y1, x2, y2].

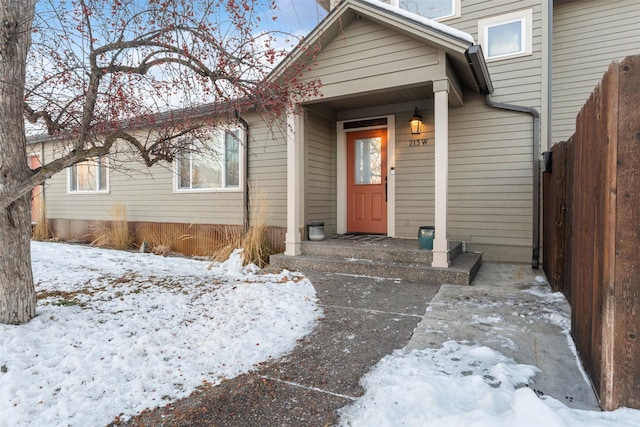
[[409, 138, 429, 147]]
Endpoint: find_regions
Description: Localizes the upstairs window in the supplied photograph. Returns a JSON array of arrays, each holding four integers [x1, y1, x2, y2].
[[68, 157, 109, 193], [479, 9, 533, 61], [397, 0, 460, 21], [176, 128, 242, 191]]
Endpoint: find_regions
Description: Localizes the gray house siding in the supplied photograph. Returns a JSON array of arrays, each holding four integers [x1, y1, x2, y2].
[[552, 0, 640, 143], [246, 113, 288, 227], [394, 107, 434, 239], [39, 111, 288, 237], [391, 97, 534, 262], [448, 96, 534, 262], [299, 0, 544, 262], [301, 17, 443, 102], [43, 138, 244, 225], [456, 0, 541, 261], [42, 0, 640, 265], [430, 0, 543, 261], [304, 111, 337, 236]]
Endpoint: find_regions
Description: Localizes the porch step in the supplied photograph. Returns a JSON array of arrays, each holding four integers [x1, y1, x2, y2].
[[268, 238, 482, 286], [297, 238, 463, 264]]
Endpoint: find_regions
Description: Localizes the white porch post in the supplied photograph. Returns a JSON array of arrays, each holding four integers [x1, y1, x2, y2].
[[285, 109, 303, 256], [432, 80, 450, 268]]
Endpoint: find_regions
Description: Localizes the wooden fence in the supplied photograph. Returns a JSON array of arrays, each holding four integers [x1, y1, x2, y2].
[[543, 56, 640, 410]]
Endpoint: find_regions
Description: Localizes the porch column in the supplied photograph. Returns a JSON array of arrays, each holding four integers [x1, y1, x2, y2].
[[285, 109, 303, 256], [432, 80, 450, 268]]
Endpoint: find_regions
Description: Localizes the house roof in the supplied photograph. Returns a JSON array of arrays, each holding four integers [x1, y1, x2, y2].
[[271, 0, 492, 97]]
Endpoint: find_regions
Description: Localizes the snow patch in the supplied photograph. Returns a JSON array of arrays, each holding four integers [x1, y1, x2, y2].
[[0, 242, 320, 426], [339, 341, 640, 427]]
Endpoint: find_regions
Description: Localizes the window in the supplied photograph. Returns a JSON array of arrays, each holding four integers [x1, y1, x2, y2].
[[68, 157, 109, 192], [478, 9, 533, 61], [355, 136, 382, 185], [176, 128, 242, 191], [396, 0, 460, 21]]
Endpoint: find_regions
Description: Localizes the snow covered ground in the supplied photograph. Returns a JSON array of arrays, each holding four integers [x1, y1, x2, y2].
[[338, 341, 640, 426], [339, 273, 640, 427], [0, 242, 320, 426], [1, 242, 639, 426]]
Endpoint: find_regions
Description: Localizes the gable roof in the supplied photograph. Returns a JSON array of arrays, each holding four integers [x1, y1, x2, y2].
[[271, 0, 492, 95]]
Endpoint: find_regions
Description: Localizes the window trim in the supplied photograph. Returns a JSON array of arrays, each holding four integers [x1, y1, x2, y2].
[[173, 127, 244, 193], [478, 9, 533, 62], [394, 0, 461, 22], [67, 156, 110, 194]]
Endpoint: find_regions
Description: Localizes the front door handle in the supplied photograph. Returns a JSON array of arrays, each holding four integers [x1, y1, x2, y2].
[[385, 176, 388, 203]]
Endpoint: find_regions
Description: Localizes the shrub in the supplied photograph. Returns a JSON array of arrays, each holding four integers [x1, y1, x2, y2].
[[210, 186, 274, 268], [31, 201, 50, 241], [92, 202, 133, 250]]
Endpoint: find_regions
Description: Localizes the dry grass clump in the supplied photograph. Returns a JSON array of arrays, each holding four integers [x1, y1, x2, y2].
[[241, 220, 274, 268], [210, 187, 274, 268], [142, 228, 193, 256], [31, 200, 50, 241], [209, 226, 243, 262], [92, 202, 133, 250]]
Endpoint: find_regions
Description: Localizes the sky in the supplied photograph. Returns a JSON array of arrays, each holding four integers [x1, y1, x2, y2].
[[274, 0, 328, 35], [1, 242, 639, 426]]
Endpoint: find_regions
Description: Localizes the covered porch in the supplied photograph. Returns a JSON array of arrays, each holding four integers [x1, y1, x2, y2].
[[270, 0, 492, 273]]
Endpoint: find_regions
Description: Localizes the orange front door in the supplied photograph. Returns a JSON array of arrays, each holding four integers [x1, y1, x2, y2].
[[347, 129, 387, 234]]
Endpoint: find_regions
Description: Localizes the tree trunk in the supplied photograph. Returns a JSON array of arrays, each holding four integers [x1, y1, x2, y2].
[[0, 199, 35, 324], [0, 0, 37, 324]]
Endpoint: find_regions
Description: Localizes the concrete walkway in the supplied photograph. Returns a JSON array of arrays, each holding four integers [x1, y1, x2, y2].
[[116, 263, 600, 426], [408, 262, 601, 411], [116, 272, 441, 426]]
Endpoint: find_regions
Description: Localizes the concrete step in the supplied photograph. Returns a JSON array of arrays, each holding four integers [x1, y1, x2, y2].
[[269, 247, 482, 286], [299, 238, 463, 264]]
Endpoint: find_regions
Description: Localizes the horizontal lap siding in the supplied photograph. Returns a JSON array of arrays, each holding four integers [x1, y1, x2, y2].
[[44, 144, 244, 225], [308, 1, 541, 261], [303, 18, 441, 99], [246, 114, 288, 227], [305, 112, 336, 235], [393, 101, 533, 254], [448, 97, 533, 253], [437, 0, 542, 261], [394, 108, 434, 238], [42, 113, 286, 228], [552, 0, 640, 143]]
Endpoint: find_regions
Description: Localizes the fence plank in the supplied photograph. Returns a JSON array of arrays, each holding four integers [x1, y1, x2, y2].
[[570, 81, 598, 388], [599, 56, 620, 410], [563, 136, 574, 304], [610, 56, 640, 410], [542, 142, 567, 293]]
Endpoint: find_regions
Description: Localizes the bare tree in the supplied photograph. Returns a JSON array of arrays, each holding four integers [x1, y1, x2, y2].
[[0, 0, 319, 324]]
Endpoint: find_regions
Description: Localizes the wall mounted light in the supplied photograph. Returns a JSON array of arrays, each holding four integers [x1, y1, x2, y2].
[[410, 107, 423, 135]]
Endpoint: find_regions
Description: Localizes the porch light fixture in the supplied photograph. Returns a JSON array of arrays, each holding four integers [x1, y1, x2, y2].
[[410, 108, 423, 135]]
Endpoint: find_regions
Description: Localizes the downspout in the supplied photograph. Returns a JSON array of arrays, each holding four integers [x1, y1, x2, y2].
[[466, 45, 541, 269], [234, 111, 250, 234], [41, 139, 45, 204], [483, 96, 541, 269], [548, 0, 553, 157]]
